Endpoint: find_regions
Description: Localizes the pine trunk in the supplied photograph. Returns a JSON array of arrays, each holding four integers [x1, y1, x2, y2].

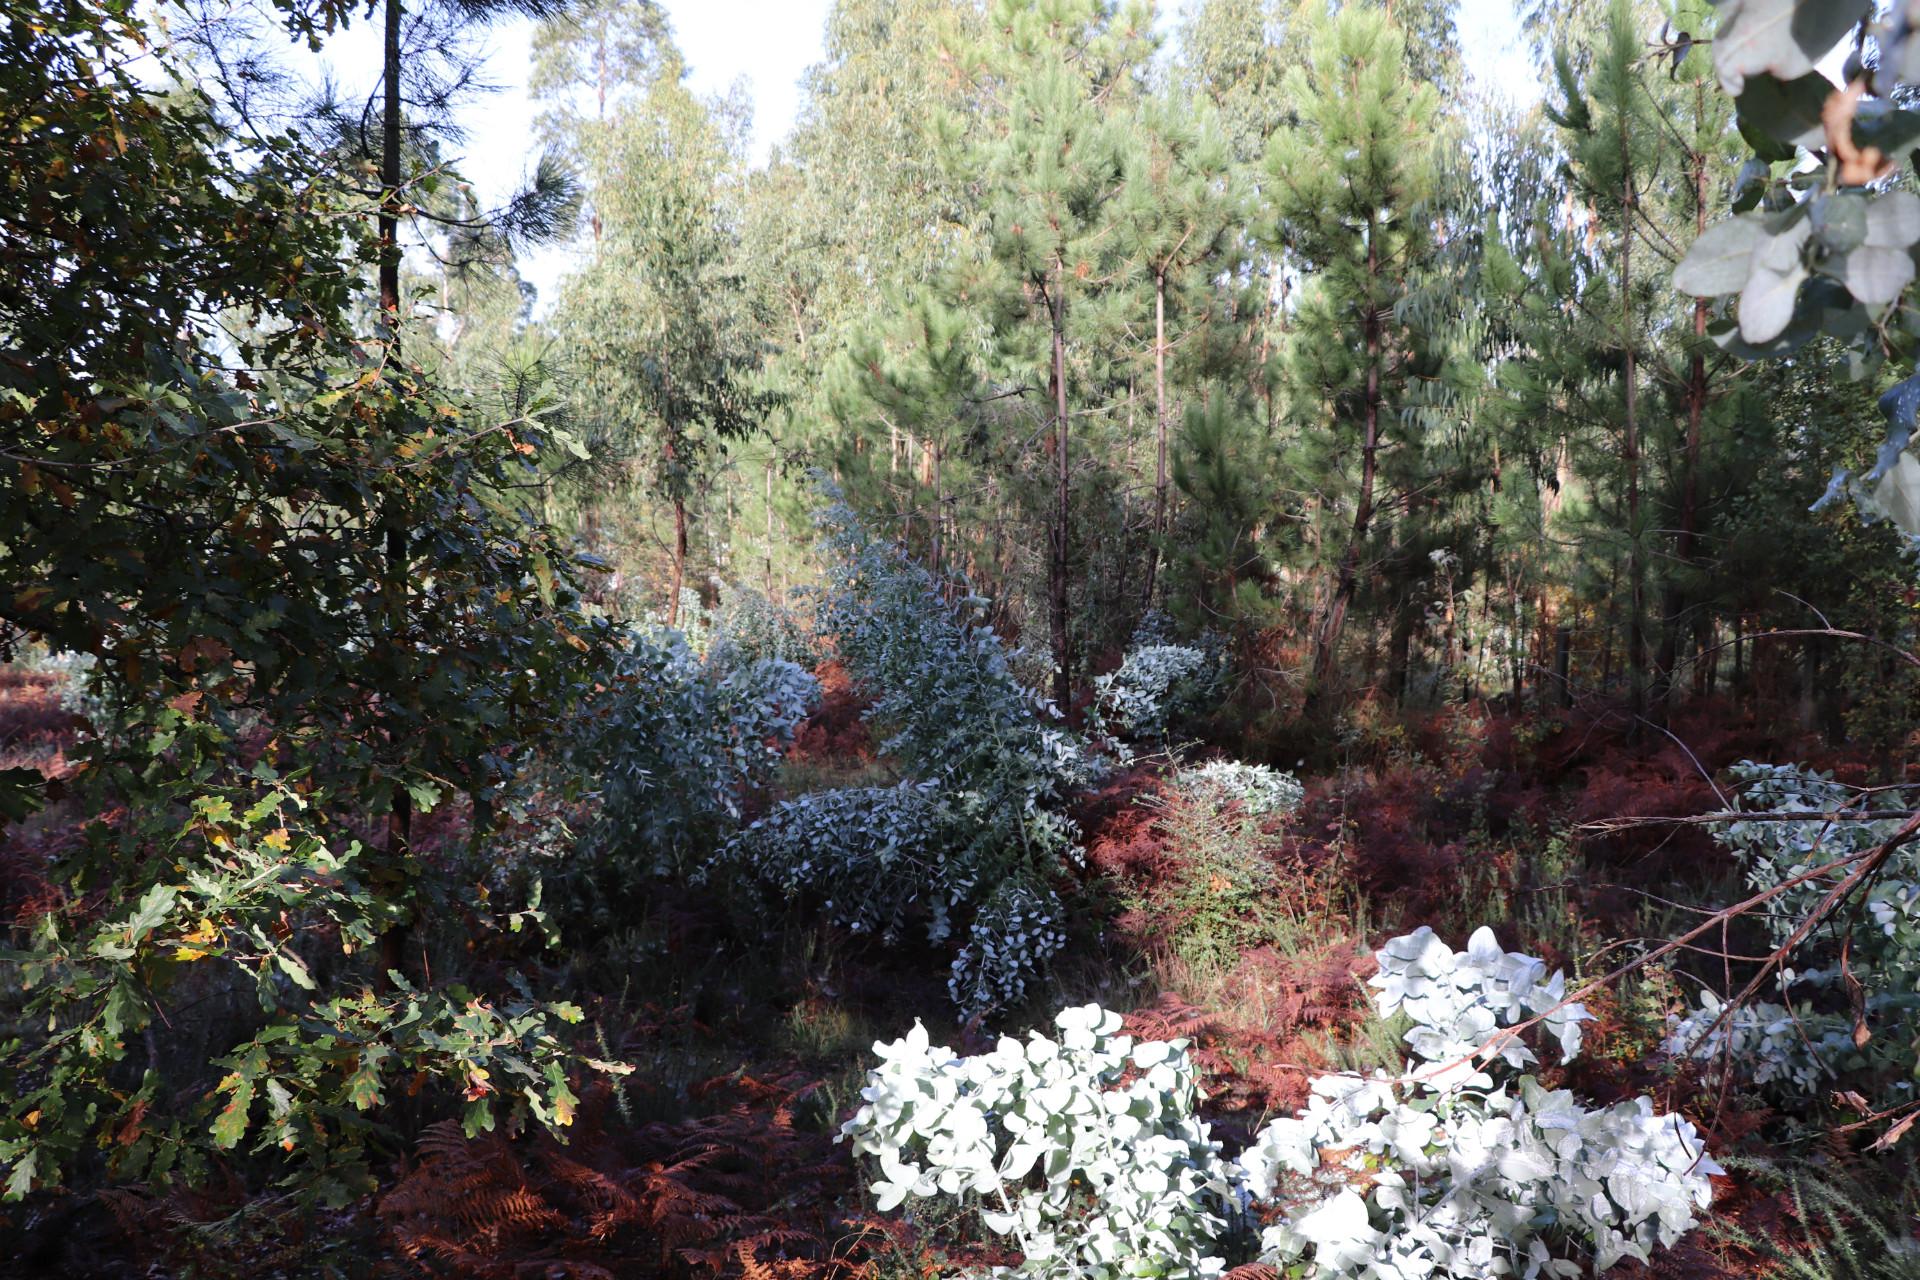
[[1656, 127, 1710, 720], [1619, 128, 1646, 742], [1142, 265, 1168, 609], [1048, 271, 1073, 717], [1307, 215, 1382, 715], [379, 0, 412, 981]]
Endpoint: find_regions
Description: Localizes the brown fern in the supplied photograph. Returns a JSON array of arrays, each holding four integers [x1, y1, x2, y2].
[[380, 1072, 877, 1280]]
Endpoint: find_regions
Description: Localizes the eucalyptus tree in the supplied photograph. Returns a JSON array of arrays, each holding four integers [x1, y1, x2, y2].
[[530, 0, 678, 241], [555, 76, 771, 624], [1263, 4, 1444, 715]]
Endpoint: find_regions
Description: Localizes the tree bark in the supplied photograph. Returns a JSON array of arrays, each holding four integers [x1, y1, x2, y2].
[[1307, 214, 1382, 717], [1656, 112, 1710, 722], [1047, 269, 1073, 716], [1142, 265, 1169, 610], [378, 0, 412, 981], [1619, 127, 1646, 742], [664, 431, 686, 628]]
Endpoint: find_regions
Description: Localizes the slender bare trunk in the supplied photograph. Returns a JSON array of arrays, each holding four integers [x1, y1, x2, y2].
[[379, 0, 412, 981], [1307, 215, 1381, 715], [764, 458, 774, 596], [1620, 130, 1646, 740], [1048, 269, 1072, 716], [664, 429, 686, 627], [1142, 266, 1169, 609], [930, 439, 944, 577], [1657, 119, 1709, 720]]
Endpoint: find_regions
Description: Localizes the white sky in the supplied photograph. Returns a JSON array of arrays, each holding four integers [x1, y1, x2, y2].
[[302, 0, 1539, 309]]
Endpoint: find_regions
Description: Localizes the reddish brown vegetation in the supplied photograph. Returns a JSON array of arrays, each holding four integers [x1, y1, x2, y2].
[[380, 1073, 872, 1280], [786, 661, 873, 766]]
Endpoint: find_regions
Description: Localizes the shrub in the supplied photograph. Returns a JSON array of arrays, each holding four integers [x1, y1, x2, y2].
[[1663, 762, 1920, 1109], [946, 881, 1069, 1017], [714, 782, 951, 943], [585, 627, 818, 884], [840, 1005, 1237, 1280], [0, 763, 619, 1205], [1166, 759, 1304, 819], [708, 583, 816, 673], [720, 501, 1093, 1020], [1244, 926, 1716, 1279], [1092, 644, 1224, 745], [846, 927, 1719, 1280]]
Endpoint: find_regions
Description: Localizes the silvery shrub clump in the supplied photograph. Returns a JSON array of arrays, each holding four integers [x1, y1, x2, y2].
[[591, 626, 817, 878], [1092, 643, 1224, 744], [845, 927, 1719, 1280], [706, 581, 816, 673], [1168, 760, 1305, 819], [841, 1004, 1237, 1280], [1245, 927, 1716, 1279], [1663, 762, 1920, 1107], [721, 501, 1094, 1020]]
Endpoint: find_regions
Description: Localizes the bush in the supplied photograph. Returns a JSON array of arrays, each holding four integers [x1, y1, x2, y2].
[[0, 761, 619, 1205], [1092, 643, 1224, 745], [1244, 926, 1716, 1278], [719, 501, 1093, 1020], [708, 582, 816, 674], [1166, 759, 1304, 818], [1663, 762, 1920, 1110], [845, 927, 1719, 1280], [841, 1005, 1236, 1280], [714, 782, 951, 944], [585, 627, 817, 885]]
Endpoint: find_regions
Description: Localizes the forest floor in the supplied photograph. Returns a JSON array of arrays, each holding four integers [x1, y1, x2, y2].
[[0, 658, 1909, 1279]]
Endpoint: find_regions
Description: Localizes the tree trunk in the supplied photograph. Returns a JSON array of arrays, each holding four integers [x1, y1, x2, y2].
[[1307, 215, 1382, 716], [378, 0, 412, 982], [664, 430, 686, 627], [1656, 124, 1709, 721], [1620, 124, 1646, 741], [1048, 270, 1073, 717], [1554, 624, 1573, 708], [764, 458, 775, 597], [931, 439, 944, 577], [1386, 605, 1415, 707], [1142, 265, 1169, 609]]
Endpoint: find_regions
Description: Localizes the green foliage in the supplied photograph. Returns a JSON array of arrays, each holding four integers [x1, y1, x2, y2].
[[1711, 1157, 1920, 1278], [578, 625, 817, 889], [0, 759, 620, 1204], [0, 0, 623, 1203]]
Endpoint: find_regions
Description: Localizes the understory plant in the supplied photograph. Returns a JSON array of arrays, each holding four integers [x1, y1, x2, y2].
[[1092, 642, 1225, 746], [1166, 759, 1305, 819], [721, 502, 1093, 1019], [583, 625, 818, 887], [1128, 764, 1310, 974], [1663, 762, 1920, 1113], [844, 927, 1719, 1280], [0, 754, 621, 1206]]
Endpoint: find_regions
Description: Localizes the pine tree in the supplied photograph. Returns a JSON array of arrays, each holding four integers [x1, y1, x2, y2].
[[1115, 89, 1242, 609], [1264, 4, 1442, 715], [935, 0, 1155, 712]]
